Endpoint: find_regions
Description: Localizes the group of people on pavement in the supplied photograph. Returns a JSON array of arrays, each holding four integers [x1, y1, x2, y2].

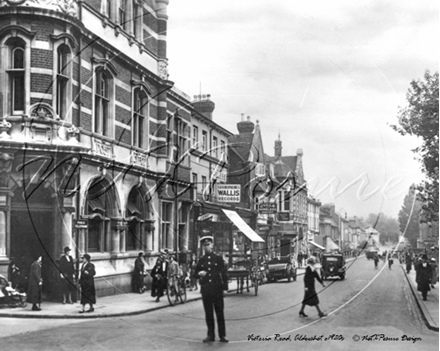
[[404, 251, 438, 301], [5, 247, 97, 313]]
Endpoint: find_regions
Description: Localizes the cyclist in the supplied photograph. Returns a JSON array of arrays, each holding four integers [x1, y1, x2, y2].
[[167, 255, 180, 302]]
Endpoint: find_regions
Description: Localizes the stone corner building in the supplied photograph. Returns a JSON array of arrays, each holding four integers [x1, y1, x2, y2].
[[0, 0, 193, 299]]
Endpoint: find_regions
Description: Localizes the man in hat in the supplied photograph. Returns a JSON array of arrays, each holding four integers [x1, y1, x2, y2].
[[59, 247, 75, 304], [415, 254, 432, 301], [194, 236, 229, 343]]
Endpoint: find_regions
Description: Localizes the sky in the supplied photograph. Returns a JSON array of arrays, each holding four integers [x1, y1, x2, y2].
[[166, 0, 439, 220]]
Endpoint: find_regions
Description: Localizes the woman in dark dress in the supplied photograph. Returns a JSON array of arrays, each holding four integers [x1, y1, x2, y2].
[[27, 256, 43, 311], [59, 246, 75, 304], [299, 257, 326, 318], [133, 252, 145, 293], [151, 258, 165, 302], [79, 254, 96, 313]]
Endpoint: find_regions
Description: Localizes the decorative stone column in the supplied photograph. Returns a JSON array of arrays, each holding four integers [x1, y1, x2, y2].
[[111, 220, 121, 255], [0, 210, 6, 257], [60, 207, 75, 254]]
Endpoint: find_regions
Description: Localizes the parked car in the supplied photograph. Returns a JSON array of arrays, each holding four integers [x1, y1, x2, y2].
[[320, 253, 346, 280], [267, 256, 297, 282]]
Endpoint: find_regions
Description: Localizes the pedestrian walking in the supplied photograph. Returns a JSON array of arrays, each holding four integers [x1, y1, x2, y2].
[[79, 254, 96, 313], [59, 246, 75, 304], [373, 253, 379, 269], [167, 255, 180, 303], [430, 258, 438, 289], [27, 255, 43, 311], [194, 236, 229, 343], [299, 257, 327, 318], [387, 253, 393, 269], [415, 254, 432, 301], [405, 253, 412, 274], [133, 252, 145, 293], [189, 253, 198, 291], [151, 258, 165, 302]]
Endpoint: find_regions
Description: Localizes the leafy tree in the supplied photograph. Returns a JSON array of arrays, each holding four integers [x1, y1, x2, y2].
[[391, 70, 439, 222], [397, 186, 423, 248]]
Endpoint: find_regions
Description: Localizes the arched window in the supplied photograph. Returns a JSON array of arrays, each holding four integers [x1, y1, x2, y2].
[[94, 69, 112, 136], [86, 179, 114, 252], [7, 38, 26, 114], [132, 88, 148, 148], [126, 189, 144, 251], [56, 44, 71, 119]]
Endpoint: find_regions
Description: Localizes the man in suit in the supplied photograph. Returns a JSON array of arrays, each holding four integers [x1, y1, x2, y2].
[[194, 236, 229, 343]]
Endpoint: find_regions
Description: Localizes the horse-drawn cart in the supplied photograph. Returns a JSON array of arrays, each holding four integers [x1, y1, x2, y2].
[[227, 260, 260, 296]]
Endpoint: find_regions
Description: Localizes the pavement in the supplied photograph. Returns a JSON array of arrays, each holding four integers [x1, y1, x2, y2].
[[0, 256, 438, 332], [401, 263, 439, 331]]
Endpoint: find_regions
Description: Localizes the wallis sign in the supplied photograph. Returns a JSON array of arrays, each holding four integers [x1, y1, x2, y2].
[[217, 184, 241, 202]]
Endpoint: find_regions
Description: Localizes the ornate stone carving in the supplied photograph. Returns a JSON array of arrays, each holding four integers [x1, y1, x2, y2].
[[93, 138, 114, 159], [29, 104, 55, 119], [0, 119, 12, 139], [158, 59, 168, 80], [0, 153, 14, 188], [1, 0, 78, 17], [130, 150, 148, 168], [66, 125, 79, 143]]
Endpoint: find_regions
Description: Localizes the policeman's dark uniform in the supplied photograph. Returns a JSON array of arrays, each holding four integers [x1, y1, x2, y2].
[[194, 236, 229, 342]]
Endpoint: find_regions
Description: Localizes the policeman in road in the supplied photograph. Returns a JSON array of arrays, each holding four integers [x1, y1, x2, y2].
[[194, 236, 229, 343]]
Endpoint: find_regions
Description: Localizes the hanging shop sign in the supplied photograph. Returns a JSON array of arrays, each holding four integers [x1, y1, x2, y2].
[[197, 213, 219, 222], [217, 184, 240, 202], [258, 203, 277, 214], [278, 212, 290, 221]]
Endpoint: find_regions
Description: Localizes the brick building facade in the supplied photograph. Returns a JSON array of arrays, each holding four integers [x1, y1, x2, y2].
[[0, 0, 195, 299]]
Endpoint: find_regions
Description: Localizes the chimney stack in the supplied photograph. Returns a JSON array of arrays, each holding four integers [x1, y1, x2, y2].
[[237, 114, 255, 134], [192, 94, 215, 120]]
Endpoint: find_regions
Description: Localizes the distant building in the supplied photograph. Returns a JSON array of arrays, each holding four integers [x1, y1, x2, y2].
[[263, 134, 308, 258]]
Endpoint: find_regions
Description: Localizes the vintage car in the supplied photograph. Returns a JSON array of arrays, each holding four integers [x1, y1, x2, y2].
[[320, 253, 346, 280], [267, 256, 297, 282]]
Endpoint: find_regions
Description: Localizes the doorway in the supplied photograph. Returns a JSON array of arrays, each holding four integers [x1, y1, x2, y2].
[[10, 185, 58, 300]]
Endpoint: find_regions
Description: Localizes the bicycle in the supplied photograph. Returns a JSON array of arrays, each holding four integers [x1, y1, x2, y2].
[[166, 275, 187, 306]]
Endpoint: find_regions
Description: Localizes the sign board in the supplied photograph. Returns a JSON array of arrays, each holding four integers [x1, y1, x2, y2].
[[74, 219, 88, 229], [278, 212, 290, 221], [197, 213, 219, 222], [259, 203, 277, 214], [217, 184, 240, 203]]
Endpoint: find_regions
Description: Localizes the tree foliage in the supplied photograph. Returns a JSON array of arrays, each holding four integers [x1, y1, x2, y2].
[[391, 70, 439, 221], [397, 186, 423, 248]]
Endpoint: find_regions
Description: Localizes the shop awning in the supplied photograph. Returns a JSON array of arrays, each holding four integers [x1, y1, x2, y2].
[[221, 209, 265, 243], [308, 241, 325, 250]]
